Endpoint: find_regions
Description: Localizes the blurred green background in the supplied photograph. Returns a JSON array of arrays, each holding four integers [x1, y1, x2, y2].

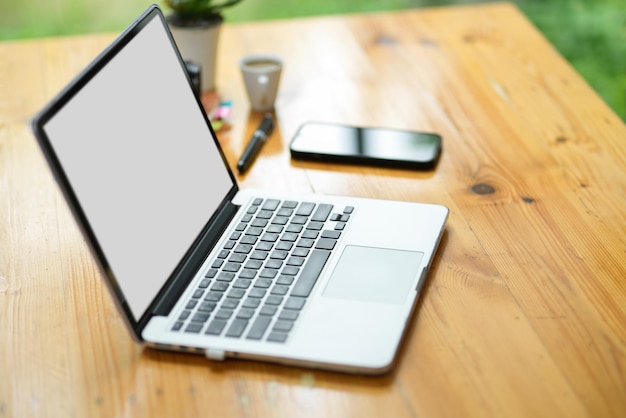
[[1, 0, 624, 120]]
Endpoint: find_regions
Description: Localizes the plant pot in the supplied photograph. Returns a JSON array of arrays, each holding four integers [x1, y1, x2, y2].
[[167, 15, 223, 92]]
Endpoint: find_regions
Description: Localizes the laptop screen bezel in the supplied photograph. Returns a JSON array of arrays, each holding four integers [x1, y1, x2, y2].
[[31, 4, 239, 341]]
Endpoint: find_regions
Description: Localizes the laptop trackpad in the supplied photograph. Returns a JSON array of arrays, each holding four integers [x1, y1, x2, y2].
[[322, 245, 424, 305]]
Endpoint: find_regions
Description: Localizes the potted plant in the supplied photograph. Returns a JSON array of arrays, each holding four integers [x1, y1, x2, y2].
[[165, 0, 244, 92]]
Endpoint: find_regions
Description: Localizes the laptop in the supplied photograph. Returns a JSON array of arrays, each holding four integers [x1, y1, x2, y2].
[[31, 4, 448, 374]]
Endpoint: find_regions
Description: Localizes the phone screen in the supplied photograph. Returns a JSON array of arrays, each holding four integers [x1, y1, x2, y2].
[[289, 122, 441, 169]]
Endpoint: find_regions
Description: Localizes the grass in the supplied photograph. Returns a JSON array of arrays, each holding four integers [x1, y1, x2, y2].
[[0, 0, 624, 120]]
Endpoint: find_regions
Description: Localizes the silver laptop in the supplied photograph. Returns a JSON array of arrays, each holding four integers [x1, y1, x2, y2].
[[32, 5, 448, 374]]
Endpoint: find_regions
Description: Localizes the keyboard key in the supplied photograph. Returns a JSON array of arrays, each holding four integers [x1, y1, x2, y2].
[[198, 278, 210, 288], [265, 259, 283, 269], [296, 238, 315, 248], [282, 266, 300, 276], [270, 250, 288, 260], [267, 332, 288, 343], [305, 221, 324, 231], [228, 253, 246, 263], [285, 224, 306, 234], [211, 259, 224, 268], [302, 230, 318, 239], [253, 278, 272, 288], [290, 216, 307, 225], [271, 216, 289, 225], [262, 199, 280, 211], [205, 319, 227, 335], [198, 302, 217, 312], [234, 244, 253, 254], [266, 295, 284, 306], [275, 241, 293, 251], [239, 269, 257, 279], [315, 238, 336, 250], [226, 319, 249, 338], [248, 288, 266, 298], [270, 285, 289, 295], [277, 208, 293, 217], [185, 323, 203, 333], [242, 298, 261, 309], [256, 210, 273, 220], [246, 316, 272, 340], [223, 240, 236, 249], [205, 291, 223, 302], [233, 278, 252, 289], [221, 298, 240, 309], [276, 275, 295, 286], [267, 224, 284, 233], [291, 250, 330, 297], [241, 235, 258, 245], [259, 268, 278, 279], [215, 308, 234, 320], [273, 321, 293, 332], [246, 226, 264, 235], [282, 201, 298, 209], [251, 218, 268, 227], [172, 321, 184, 331], [179, 310, 191, 320], [286, 256, 305, 266], [292, 248, 309, 257], [250, 250, 269, 260], [321, 230, 341, 239], [311, 204, 333, 222], [236, 308, 255, 320], [216, 272, 235, 282], [252, 197, 263, 206], [192, 289, 204, 298], [185, 300, 197, 309], [191, 312, 211, 323], [344, 206, 354, 214], [227, 289, 246, 299], [284, 297, 306, 310], [260, 305, 278, 316], [296, 202, 315, 216], [205, 268, 218, 278], [245, 260, 263, 270], [280, 232, 298, 242], [278, 310, 299, 321], [256, 241, 274, 251], [210, 282, 229, 292], [223, 262, 241, 273]]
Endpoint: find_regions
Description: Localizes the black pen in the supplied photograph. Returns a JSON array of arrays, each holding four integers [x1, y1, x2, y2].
[[237, 113, 275, 173]]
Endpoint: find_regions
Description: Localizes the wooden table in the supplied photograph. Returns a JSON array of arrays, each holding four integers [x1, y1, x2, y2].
[[2, 2, 625, 417]]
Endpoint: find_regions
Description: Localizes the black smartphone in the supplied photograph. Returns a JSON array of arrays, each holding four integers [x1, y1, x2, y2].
[[289, 122, 441, 170]]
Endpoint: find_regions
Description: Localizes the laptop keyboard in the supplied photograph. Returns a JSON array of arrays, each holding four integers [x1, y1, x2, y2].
[[171, 198, 353, 343]]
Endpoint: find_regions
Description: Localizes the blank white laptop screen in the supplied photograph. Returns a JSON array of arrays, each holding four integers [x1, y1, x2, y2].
[[43, 16, 234, 319]]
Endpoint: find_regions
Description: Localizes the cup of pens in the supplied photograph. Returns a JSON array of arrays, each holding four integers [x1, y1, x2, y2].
[[239, 54, 282, 112]]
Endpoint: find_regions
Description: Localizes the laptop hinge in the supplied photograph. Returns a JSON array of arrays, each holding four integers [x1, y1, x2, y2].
[[150, 198, 239, 318]]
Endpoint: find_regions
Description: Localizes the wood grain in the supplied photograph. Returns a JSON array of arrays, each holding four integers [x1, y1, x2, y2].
[[1, 3, 625, 417]]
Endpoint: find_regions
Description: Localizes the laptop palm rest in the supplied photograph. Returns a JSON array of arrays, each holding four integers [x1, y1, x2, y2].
[[322, 245, 424, 305]]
